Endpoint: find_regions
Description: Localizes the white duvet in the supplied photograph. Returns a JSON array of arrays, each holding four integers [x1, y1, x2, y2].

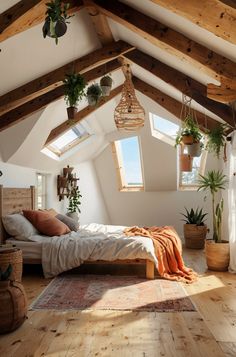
[[30, 223, 157, 278]]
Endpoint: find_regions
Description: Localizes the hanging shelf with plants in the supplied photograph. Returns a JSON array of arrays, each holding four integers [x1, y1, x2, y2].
[[86, 83, 102, 106], [42, 0, 73, 44], [63, 73, 86, 119], [206, 123, 228, 160], [100, 75, 113, 96]]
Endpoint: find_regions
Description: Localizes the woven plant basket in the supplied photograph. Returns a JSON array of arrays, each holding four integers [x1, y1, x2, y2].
[[0, 249, 22, 282], [184, 224, 207, 249]]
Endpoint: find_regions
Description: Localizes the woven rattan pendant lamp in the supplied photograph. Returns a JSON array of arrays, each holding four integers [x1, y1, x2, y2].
[[114, 65, 145, 131]]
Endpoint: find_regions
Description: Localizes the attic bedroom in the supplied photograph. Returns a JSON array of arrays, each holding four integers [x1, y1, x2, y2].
[[0, 0, 236, 355]]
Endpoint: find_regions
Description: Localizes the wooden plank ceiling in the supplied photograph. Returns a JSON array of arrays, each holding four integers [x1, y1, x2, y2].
[[0, 0, 236, 138]]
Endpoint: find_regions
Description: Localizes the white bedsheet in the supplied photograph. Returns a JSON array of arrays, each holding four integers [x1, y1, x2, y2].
[[29, 223, 157, 278]]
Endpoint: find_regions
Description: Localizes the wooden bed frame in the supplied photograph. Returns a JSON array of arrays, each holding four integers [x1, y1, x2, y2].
[[0, 185, 155, 279]]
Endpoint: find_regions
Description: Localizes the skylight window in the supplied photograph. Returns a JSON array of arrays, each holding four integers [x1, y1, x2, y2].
[[112, 136, 144, 191], [150, 113, 180, 146], [45, 122, 90, 157]]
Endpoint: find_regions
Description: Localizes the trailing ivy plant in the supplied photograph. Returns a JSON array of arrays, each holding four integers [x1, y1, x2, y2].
[[63, 73, 86, 108], [206, 123, 227, 159], [68, 187, 82, 213]]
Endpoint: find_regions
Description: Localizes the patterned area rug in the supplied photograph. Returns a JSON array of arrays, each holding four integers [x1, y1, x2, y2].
[[31, 275, 196, 312]]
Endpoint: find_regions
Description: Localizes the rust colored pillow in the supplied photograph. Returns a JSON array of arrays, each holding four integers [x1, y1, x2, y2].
[[23, 210, 70, 237]]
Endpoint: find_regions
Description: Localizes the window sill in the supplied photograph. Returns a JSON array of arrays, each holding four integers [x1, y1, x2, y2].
[[178, 186, 199, 191], [119, 187, 144, 192]]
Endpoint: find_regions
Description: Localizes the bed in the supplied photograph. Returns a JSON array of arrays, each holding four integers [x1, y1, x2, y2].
[[0, 185, 156, 279]]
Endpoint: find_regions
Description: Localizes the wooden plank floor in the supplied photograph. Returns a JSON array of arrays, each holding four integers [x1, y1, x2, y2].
[[1, 248, 236, 356]]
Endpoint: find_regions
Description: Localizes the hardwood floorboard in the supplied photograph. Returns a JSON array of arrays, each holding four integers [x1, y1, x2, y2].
[[0, 248, 235, 356]]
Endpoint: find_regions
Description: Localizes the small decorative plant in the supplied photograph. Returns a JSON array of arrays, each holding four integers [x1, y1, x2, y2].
[[175, 115, 202, 147], [0, 264, 12, 281], [181, 207, 207, 226], [86, 83, 102, 106], [42, 0, 73, 44], [68, 187, 82, 214], [100, 75, 113, 96], [63, 73, 86, 119], [206, 123, 227, 159], [198, 170, 228, 242]]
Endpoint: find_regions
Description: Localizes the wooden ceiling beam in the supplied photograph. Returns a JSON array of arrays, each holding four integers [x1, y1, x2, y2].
[[0, 40, 133, 115], [0, 59, 121, 132], [45, 85, 122, 145], [0, 0, 83, 43], [133, 76, 221, 132], [91, 0, 236, 84], [207, 81, 236, 103], [124, 49, 235, 127], [150, 0, 236, 45]]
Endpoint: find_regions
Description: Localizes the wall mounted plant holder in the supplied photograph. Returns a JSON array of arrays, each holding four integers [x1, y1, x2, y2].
[[57, 165, 79, 201]]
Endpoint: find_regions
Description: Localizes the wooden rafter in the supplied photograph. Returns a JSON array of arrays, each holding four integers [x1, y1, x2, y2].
[[150, 0, 236, 45], [0, 59, 121, 132], [124, 49, 235, 127], [45, 85, 122, 145], [91, 0, 236, 84], [0, 40, 133, 115], [133, 77, 221, 132], [207, 80, 236, 103], [0, 0, 83, 43]]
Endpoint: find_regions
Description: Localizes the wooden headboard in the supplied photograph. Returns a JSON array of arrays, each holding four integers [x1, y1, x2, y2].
[[0, 185, 35, 243]]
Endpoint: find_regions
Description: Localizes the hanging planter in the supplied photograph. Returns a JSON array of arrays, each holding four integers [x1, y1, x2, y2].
[[179, 154, 193, 172], [100, 75, 113, 96], [86, 84, 102, 106], [187, 141, 203, 157], [63, 73, 86, 119], [42, 0, 73, 44], [206, 123, 228, 159]]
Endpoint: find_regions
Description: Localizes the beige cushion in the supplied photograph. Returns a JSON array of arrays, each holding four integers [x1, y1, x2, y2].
[[56, 214, 79, 232], [2, 213, 39, 241]]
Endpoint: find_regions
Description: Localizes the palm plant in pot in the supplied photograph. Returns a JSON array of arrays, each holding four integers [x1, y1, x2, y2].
[[181, 207, 208, 249], [63, 73, 86, 119], [100, 75, 113, 96], [86, 83, 102, 106], [198, 170, 229, 271], [67, 186, 82, 222], [42, 0, 73, 44]]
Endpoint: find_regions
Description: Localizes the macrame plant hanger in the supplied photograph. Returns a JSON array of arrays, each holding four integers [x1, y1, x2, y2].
[[114, 63, 145, 131]]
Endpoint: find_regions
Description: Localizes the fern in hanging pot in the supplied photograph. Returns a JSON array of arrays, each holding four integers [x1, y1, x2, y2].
[[63, 73, 86, 119], [175, 114, 203, 154], [100, 75, 113, 96], [42, 0, 73, 44], [206, 123, 227, 159], [86, 83, 102, 106]]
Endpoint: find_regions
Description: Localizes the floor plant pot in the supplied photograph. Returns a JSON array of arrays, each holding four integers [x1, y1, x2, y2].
[[205, 240, 230, 271], [42, 18, 67, 39], [187, 142, 202, 157], [67, 106, 77, 120], [180, 154, 193, 172], [0, 249, 22, 282], [0, 281, 27, 334], [184, 224, 207, 249], [182, 135, 194, 145], [66, 212, 79, 222]]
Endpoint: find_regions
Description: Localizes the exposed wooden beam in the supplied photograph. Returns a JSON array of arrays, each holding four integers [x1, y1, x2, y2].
[[150, 0, 236, 45], [207, 80, 236, 103], [45, 85, 122, 145], [219, 1, 236, 9], [0, 40, 133, 115], [124, 49, 235, 127], [133, 77, 221, 132], [0, 0, 83, 43], [91, 0, 236, 83], [83, 0, 114, 45], [0, 59, 121, 132]]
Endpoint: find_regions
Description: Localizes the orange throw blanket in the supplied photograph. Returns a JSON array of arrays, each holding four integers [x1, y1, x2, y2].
[[124, 226, 198, 283]]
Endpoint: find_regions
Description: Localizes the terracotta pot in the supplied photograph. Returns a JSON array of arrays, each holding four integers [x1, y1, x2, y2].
[[67, 106, 78, 119], [184, 224, 207, 249], [42, 18, 67, 39], [182, 135, 194, 145], [205, 240, 230, 271], [187, 142, 202, 157], [0, 281, 27, 334], [180, 154, 193, 172]]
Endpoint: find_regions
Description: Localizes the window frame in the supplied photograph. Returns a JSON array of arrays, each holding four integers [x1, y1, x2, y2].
[[36, 173, 47, 209], [150, 112, 180, 147], [111, 136, 144, 192]]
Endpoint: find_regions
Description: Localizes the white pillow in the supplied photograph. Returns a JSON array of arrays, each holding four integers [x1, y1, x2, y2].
[[2, 213, 39, 241]]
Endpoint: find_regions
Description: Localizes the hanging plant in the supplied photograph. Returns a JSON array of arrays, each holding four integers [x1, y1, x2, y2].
[[206, 123, 228, 159], [63, 73, 86, 119], [42, 0, 73, 44], [100, 75, 113, 96], [175, 114, 202, 147], [86, 83, 102, 106]]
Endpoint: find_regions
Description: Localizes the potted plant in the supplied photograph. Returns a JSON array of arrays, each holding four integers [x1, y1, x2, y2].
[[86, 83, 102, 106], [67, 186, 82, 222], [100, 75, 113, 96], [181, 207, 208, 249], [42, 0, 72, 44], [206, 123, 227, 159], [198, 170, 229, 271], [176, 115, 202, 147], [0, 265, 27, 333], [179, 153, 193, 172], [63, 73, 86, 119]]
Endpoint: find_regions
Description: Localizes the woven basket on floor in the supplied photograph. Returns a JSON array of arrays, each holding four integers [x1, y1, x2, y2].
[[0, 249, 22, 282]]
